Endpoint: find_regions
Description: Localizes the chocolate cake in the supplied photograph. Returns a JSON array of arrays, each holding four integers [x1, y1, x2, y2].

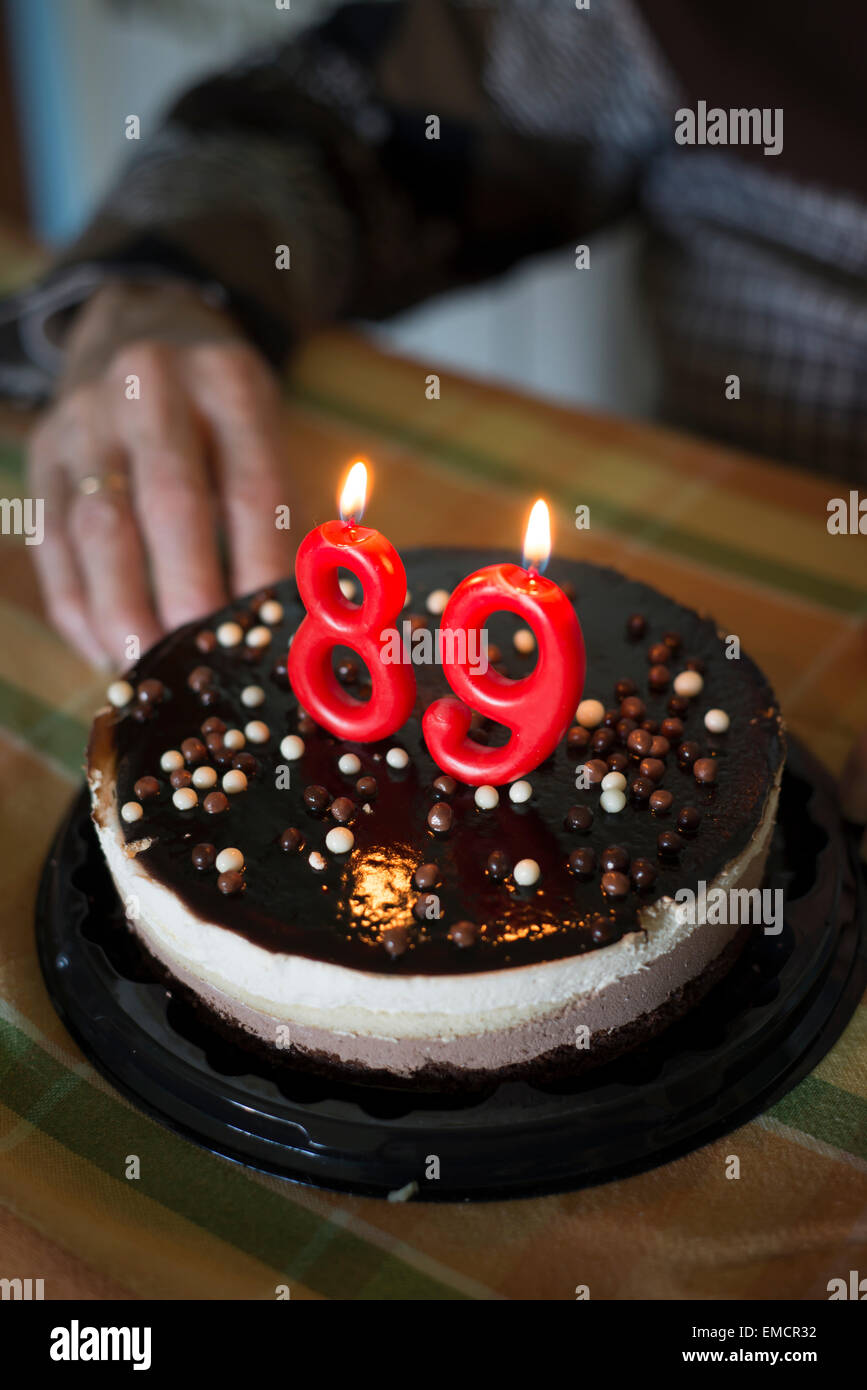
[[87, 550, 785, 1086]]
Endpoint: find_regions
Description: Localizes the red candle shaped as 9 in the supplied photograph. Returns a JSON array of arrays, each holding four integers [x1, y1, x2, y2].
[[288, 462, 416, 741], [422, 500, 585, 785]]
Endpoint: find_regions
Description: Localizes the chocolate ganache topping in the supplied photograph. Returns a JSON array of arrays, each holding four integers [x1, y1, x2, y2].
[[93, 550, 783, 975]]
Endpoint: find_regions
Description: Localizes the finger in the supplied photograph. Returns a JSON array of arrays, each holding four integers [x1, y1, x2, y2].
[[188, 343, 293, 595], [112, 344, 227, 629]]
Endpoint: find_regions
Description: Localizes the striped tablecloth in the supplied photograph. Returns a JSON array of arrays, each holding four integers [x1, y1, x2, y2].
[[1, 322, 865, 1301]]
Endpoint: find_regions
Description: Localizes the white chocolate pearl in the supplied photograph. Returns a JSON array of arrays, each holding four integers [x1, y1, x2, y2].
[[222, 769, 248, 795], [514, 858, 541, 886], [241, 684, 265, 708], [426, 587, 449, 615], [172, 787, 198, 810], [509, 780, 533, 804], [223, 728, 246, 751], [216, 847, 244, 874], [325, 826, 355, 854], [339, 576, 358, 600], [217, 621, 243, 648], [404, 589, 412, 607], [513, 627, 536, 655], [160, 749, 184, 772], [308, 851, 327, 872], [600, 788, 627, 813], [192, 766, 217, 790], [704, 708, 730, 733], [474, 784, 499, 810], [259, 599, 283, 625], [601, 771, 627, 792], [673, 670, 704, 698], [120, 801, 142, 824], [338, 753, 361, 775], [245, 625, 271, 648], [280, 734, 305, 761], [386, 747, 409, 769], [576, 699, 605, 729], [107, 679, 134, 708], [244, 720, 270, 744]]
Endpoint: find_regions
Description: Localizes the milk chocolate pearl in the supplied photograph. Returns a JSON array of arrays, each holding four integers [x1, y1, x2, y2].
[[663, 631, 682, 654], [584, 759, 608, 784], [232, 751, 259, 778], [591, 917, 614, 944], [639, 757, 666, 783], [297, 712, 317, 735], [413, 894, 439, 922], [668, 694, 690, 716], [592, 727, 615, 755], [432, 775, 457, 798], [181, 736, 208, 766], [187, 666, 214, 693], [303, 784, 330, 815], [486, 849, 511, 880], [356, 775, 378, 799], [205, 732, 225, 755], [279, 827, 305, 853], [170, 768, 192, 790], [620, 696, 646, 721], [414, 862, 440, 890], [136, 678, 164, 705], [427, 802, 454, 834], [648, 642, 670, 666], [657, 830, 684, 858], [568, 847, 597, 878], [649, 788, 673, 815], [627, 614, 646, 639], [330, 796, 356, 824], [336, 657, 358, 685], [564, 805, 593, 832], [449, 921, 479, 948], [616, 718, 637, 743], [678, 741, 701, 767], [204, 791, 229, 814], [567, 725, 591, 751], [627, 728, 653, 758], [631, 776, 653, 802], [217, 870, 246, 895], [195, 630, 218, 654], [694, 757, 718, 784], [661, 717, 684, 743], [601, 707, 621, 729], [631, 858, 657, 891], [650, 736, 670, 758], [192, 843, 216, 871], [642, 719, 659, 734], [601, 871, 630, 898], [601, 845, 629, 873], [607, 751, 629, 774], [686, 656, 706, 674], [383, 926, 409, 957], [201, 716, 226, 737], [133, 776, 160, 801], [615, 678, 638, 701], [487, 644, 502, 664], [678, 806, 702, 834], [648, 664, 670, 691]]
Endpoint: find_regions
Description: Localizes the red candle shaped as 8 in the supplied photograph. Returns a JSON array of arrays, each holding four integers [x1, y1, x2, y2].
[[288, 467, 415, 741], [422, 504, 584, 785]]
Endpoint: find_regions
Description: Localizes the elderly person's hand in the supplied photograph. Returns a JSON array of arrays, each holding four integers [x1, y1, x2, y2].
[[28, 281, 293, 668]]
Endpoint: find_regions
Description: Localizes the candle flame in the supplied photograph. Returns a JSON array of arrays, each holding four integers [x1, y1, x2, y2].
[[339, 460, 368, 523], [522, 498, 551, 573]]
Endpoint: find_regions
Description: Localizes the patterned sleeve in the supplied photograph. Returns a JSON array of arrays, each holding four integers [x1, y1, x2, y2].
[[0, 0, 673, 401]]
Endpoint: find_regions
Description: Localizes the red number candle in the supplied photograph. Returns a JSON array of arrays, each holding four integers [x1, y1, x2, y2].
[[422, 500, 585, 785], [288, 461, 416, 741]]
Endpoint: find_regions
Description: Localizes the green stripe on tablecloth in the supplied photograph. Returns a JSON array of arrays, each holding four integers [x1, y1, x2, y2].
[[769, 1076, 867, 1161], [0, 1018, 468, 1300], [0, 675, 88, 777], [291, 386, 867, 616]]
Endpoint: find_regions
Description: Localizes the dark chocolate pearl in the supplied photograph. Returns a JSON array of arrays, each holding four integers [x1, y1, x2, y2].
[[607, 751, 629, 773], [648, 642, 670, 666], [336, 657, 358, 685], [449, 921, 478, 948], [626, 728, 653, 758], [564, 805, 593, 832], [249, 586, 276, 609], [232, 751, 259, 778], [487, 644, 502, 664], [677, 806, 702, 835], [297, 712, 317, 735], [382, 927, 409, 957], [590, 916, 614, 944], [432, 775, 457, 798], [169, 768, 192, 790], [136, 678, 164, 705], [639, 757, 666, 783], [615, 678, 638, 701], [414, 862, 440, 890], [601, 708, 621, 729], [303, 784, 330, 815], [133, 775, 160, 800], [562, 581, 577, 600], [212, 746, 234, 771], [601, 845, 629, 874], [181, 736, 208, 766], [627, 614, 646, 639], [195, 630, 217, 654], [694, 757, 718, 784], [601, 871, 630, 898], [650, 736, 670, 758], [678, 741, 701, 767], [201, 716, 226, 737], [192, 843, 216, 871], [661, 717, 684, 743], [356, 775, 378, 799], [130, 705, 154, 723], [187, 666, 214, 693], [615, 718, 637, 743], [631, 858, 657, 891], [279, 827, 304, 853], [407, 613, 428, 633], [663, 631, 682, 654], [486, 849, 511, 880], [630, 776, 653, 802], [567, 725, 591, 751], [686, 657, 706, 674], [568, 847, 597, 878], [205, 733, 225, 756], [620, 696, 646, 721], [649, 789, 674, 815], [592, 727, 615, 755], [657, 830, 684, 859], [648, 664, 670, 691], [218, 870, 245, 895], [329, 796, 356, 824], [199, 688, 220, 708], [203, 791, 229, 815], [641, 718, 659, 734], [584, 759, 608, 784], [427, 802, 453, 834], [270, 659, 290, 688], [668, 694, 690, 716], [413, 894, 439, 922]]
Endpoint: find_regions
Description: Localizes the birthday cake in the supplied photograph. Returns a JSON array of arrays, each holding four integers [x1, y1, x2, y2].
[[87, 548, 785, 1087]]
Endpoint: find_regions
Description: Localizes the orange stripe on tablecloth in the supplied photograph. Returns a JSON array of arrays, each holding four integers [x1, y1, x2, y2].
[[0, 1201, 135, 1300]]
